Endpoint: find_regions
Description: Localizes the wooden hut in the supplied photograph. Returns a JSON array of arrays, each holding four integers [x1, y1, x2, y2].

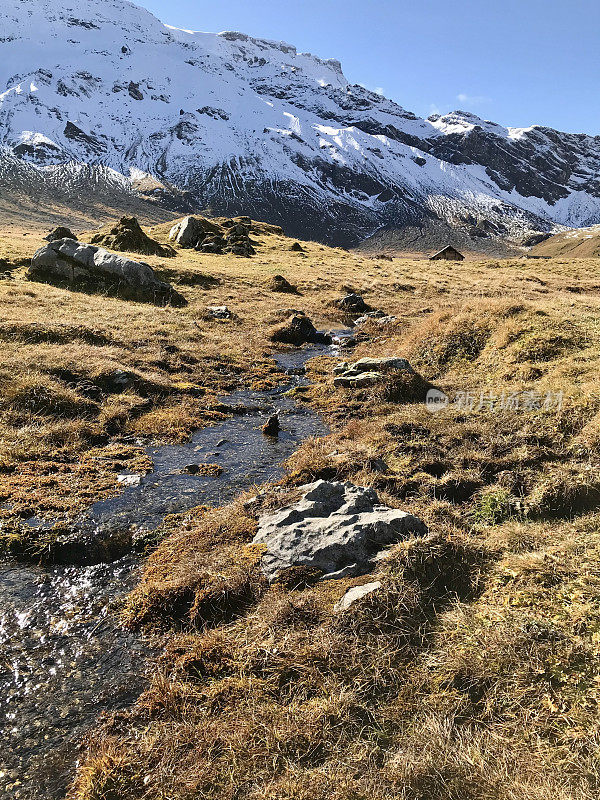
[[429, 245, 465, 261]]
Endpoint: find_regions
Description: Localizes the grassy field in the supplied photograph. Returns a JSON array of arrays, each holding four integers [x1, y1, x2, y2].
[[2, 220, 600, 798]]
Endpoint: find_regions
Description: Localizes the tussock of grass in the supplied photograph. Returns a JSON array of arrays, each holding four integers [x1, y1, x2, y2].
[[124, 501, 263, 628], [73, 534, 490, 800], [2, 374, 98, 417], [405, 309, 493, 374]]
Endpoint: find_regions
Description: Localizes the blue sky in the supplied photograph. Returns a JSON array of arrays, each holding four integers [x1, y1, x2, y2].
[[141, 0, 600, 135]]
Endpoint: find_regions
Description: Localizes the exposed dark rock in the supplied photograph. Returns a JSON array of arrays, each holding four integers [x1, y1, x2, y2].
[[67, 17, 99, 29], [45, 226, 76, 242], [290, 241, 304, 252], [200, 235, 227, 254], [62, 121, 106, 154], [521, 231, 553, 247], [336, 293, 373, 314], [269, 312, 332, 345], [225, 223, 255, 257], [128, 81, 144, 100], [262, 414, 280, 437]]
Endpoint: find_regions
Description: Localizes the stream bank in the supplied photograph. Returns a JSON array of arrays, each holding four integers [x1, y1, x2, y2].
[[0, 337, 347, 799]]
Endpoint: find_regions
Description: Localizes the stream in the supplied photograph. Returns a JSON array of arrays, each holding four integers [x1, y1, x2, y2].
[[0, 338, 347, 799]]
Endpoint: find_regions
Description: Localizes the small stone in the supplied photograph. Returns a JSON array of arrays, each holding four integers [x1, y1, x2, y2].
[[205, 305, 232, 320], [262, 414, 280, 437], [116, 473, 142, 487], [334, 581, 382, 612]]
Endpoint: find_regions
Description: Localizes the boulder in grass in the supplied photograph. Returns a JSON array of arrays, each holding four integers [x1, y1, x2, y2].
[[336, 293, 373, 314], [333, 357, 414, 388], [169, 216, 222, 249], [269, 312, 331, 345], [205, 305, 232, 320], [225, 223, 255, 257], [354, 311, 397, 326], [253, 480, 427, 581], [90, 217, 176, 258], [29, 238, 187, 306]]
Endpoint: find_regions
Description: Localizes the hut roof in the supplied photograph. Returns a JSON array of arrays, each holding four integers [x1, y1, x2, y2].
[[429, 244, 464, 261], [429, 245, 465, 261]]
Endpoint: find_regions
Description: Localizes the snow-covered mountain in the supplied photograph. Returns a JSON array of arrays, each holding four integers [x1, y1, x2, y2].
[[2, 0, 600, 246]]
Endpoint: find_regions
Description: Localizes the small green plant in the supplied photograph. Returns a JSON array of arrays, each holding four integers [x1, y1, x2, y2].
[[472, 488, 515, 525]]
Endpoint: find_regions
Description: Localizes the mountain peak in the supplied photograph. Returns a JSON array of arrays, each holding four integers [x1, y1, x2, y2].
[[2, 0, 600, 246]]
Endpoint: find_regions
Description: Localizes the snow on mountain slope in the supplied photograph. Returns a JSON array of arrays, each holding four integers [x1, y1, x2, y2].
[[2, 0, 600, 245]]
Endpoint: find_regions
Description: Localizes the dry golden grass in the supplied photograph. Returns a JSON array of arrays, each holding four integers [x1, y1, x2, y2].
[[3, 217, 600, 798], [0, 219, 354, 530]]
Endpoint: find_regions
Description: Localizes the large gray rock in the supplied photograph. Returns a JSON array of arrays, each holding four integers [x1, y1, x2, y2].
[[333, 371, 383, 388], [253, 480, 427, 581], [333, 357, 413, 388], [29, 238, 186, 306], [169, 216, 206, 248]]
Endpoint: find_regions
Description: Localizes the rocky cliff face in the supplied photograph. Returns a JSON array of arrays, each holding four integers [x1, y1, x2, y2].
[[2, 0, 600, 246]]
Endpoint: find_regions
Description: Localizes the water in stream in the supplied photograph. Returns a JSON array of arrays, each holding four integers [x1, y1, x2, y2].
[[0, 340, 344, 799]]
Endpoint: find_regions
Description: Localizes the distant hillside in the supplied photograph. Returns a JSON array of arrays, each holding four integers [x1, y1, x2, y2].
[[530, 225, 600, 258]]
